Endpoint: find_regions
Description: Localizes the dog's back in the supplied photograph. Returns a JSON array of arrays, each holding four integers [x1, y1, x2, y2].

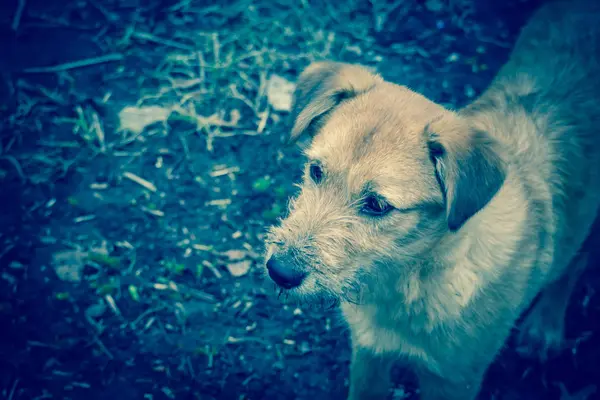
[[465, 0, 600, 286], [506, 0, 600, 87]]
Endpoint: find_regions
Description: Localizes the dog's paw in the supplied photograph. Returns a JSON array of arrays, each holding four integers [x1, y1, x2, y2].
[[516, 304, 564, 362]]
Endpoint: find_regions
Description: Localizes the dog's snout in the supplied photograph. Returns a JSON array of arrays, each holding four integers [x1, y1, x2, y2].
[[266, 254, 306, 289]]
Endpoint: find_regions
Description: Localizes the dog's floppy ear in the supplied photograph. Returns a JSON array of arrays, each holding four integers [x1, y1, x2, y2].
[[426, 114, 506, 231], [288, 62, 383, 144]]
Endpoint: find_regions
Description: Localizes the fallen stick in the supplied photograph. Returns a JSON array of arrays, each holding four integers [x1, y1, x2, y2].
[[12, 0, 26, 31], [23, 53, 124, 73]]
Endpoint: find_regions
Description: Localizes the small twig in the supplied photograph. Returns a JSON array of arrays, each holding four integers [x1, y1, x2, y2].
[[0, 156, 26, 182], [32, 394, 53, 400], [27, 341, 60, 349], [91, 112, 106, 152], [130, 306, 165, 329], [93, 336, 114, 359], [23, 53, 124, 73], [369, 0, 406, 33], [227, 336, 271, 347], [74, 215, 96, 223], [210, 166, 240, 178], [104, 294, 121, 316], [141, 206, 165, 217], [132, 31, 194, 51], [229, 84, 258, 114], [202, 260, 222, 279], [87, 0, 118, 22], [192, 244, 213, 251], [7, 378, 18, 400], [205, 199, 231, 207], [0, 244, 15, 261], [178, 133, 191, 162], [256, 109, 269, 134], [197, 51, 206, 87], [11, 0, 26, 31], [122, 171, 157, 192], [255, 69, 267, 105], [185, 356, 196, 379], [212, 33, 221, 67]]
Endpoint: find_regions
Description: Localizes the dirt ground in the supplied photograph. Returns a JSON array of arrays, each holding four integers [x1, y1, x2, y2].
[[1, 0, 599, 399]]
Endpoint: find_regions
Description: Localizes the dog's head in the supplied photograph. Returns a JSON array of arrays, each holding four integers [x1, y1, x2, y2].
[[264, 62, 505, 302]]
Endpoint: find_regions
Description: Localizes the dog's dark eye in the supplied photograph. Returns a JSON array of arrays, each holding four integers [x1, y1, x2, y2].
[[309, 163, 323, 183], [361, 195, 393, 216]]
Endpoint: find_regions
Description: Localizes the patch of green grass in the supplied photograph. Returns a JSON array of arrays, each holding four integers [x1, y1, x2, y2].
[[262, 202, 283, 220], [252, 175, 272, 192], [96, 279, 119, 295], [88, 252, 121, 269], [163, 259, 186, 275], [55, 292, 70, 300], [128, 285, 141, 302], [195, 264, 204, 278], [274, 186, 288, 197]]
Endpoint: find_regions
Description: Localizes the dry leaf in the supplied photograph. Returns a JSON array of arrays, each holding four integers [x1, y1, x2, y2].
[[226, 260, 252, 277], [52, 250, 89, 282], [224, 249, 246, 261], [266, 75, 295, 112], [118, 105, 171, 134]]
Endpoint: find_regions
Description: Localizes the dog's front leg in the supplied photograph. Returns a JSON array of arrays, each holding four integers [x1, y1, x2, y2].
[[416, 366, 484, 400], [347, 346, 394, 400]]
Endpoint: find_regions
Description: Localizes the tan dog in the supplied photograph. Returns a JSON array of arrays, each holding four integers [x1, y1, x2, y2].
[[263, 0, 600, 399]]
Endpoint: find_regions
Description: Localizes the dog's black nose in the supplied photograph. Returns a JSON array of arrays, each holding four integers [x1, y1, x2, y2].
[[266, 255, 306, 289]]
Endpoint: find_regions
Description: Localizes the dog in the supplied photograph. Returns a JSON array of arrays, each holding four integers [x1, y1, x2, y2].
[[263, 0, 600, 398]]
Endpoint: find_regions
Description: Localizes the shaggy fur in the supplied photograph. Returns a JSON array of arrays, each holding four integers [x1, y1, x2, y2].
[[263, 1, 600, 399]]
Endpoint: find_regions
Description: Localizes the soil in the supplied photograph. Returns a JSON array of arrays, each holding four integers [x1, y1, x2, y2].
[[0, 0, 599, 399]]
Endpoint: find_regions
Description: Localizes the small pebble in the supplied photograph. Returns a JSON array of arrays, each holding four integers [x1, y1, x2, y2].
[[9, 261, 24, 269], [446, 53, 460, 62], [465, 85, 476, 98], [299, 341, 311, 354]]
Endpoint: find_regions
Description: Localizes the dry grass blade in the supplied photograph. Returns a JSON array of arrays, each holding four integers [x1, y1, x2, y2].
[[12, 0, 26, 31], [104, 295, 121, 316], [210, 166, 240, 177], [132, 31, 194, 51], [90, 112, 106, 152], [202, 261, 222, 279], [122, 172, 158, 192], [7, 378, 19, 400], [93, 337, 115, 359], [141, 206, 165, 217], [227, 336, 271, 347], [23, 53, 124, 73], [0, 155, 26, 181]]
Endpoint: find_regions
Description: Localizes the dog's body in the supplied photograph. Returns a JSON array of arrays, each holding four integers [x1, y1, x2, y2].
[[264, 1, 600, 399]]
